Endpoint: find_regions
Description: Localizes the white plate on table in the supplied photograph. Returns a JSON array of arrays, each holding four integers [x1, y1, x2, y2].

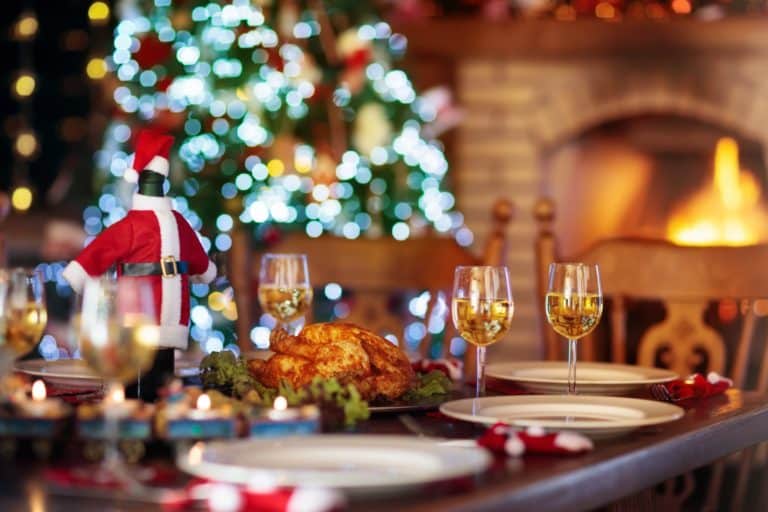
[[178, 435, 491, 496], [15, 359, 101, 390], [440, 395, 684, 439], [16, 357, 202, 388], [486, 361, 678, 396]]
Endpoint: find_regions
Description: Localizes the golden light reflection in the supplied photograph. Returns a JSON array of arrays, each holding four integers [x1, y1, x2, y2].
[[88, 2, 110, 23], [667, 137, 768, 246], [15, 13, 38, 40], [27, 482, 45, 512], [86, 58, 107, 80], [11, 187, 33, 211]]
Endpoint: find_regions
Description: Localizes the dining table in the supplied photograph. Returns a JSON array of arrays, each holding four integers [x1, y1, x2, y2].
[[0, 387, 767, 511]]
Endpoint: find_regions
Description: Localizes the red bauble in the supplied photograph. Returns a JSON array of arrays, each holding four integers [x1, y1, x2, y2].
[[262, 226, 283, 246], [134, 35, 172, 69], [345, 48, 371, 70], [156, 76, 173, 92]]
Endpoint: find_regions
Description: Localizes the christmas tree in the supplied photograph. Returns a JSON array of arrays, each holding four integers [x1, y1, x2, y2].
[[91, 0, 468, 350]]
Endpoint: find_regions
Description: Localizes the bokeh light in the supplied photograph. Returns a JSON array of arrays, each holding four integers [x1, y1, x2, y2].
[[15, 12, 38, 39], [11, 186, 33, 211], [13, 74, 35, 98], [15, 132, 38, 157], [88, 2, 110, 24], [86, 58, 107, 80]]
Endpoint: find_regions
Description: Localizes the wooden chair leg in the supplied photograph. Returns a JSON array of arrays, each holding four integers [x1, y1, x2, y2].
[[654, 474, 694, 512], [731, 446, 757, 512], [702, 459, 726, 512], [608, 488, 656, 511]]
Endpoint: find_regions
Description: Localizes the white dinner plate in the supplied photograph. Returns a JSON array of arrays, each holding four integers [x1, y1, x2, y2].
[[178, 435, 492, 496], [16, 357, 200, 388], [440, 395, 684, 439], [15, 359, 102, 390], [486, 361, 678, 396]]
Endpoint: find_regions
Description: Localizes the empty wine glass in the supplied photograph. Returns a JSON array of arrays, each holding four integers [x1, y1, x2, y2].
[[451, 266, 514, 397], [545, 263, 603, 395], [258, 254, 312, 333]]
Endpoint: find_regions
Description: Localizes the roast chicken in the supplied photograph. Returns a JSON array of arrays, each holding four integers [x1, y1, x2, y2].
[[248, 323, 416, 400]]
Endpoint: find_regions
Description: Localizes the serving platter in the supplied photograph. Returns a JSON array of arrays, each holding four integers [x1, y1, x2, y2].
[[369, 391, 461, 413], [178, 435, 491, 495], [486, 361, 677, 396], [440, 395, 684, 438]]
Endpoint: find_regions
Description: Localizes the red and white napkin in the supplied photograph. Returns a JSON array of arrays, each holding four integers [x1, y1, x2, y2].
[[477, 422, 593, 457], [162, 479, 346, 512], [411, 358, 463, 381], [649, 372, 732, 402]]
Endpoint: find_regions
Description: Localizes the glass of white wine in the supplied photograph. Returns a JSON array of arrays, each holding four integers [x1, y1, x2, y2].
[[258, 253, 313, 333], [1, 268, 47, 359], [77, 276, 159, 477], [545, 263, 603, 395], [451, 266, 514, 397]]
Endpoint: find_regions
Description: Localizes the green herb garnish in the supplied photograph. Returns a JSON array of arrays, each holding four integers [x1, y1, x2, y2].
[[402, 370, 453, 402]]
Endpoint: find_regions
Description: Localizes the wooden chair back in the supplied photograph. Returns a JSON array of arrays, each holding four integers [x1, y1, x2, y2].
[[230, 199, 513, 380], [535, 196, 768, 512], [534, 197, 768, 390]]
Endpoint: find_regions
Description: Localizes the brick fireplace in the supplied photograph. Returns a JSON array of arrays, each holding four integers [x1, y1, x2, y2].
[[404, 19, 768, 360]]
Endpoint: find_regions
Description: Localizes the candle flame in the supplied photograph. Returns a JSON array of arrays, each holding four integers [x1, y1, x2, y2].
[[110, 386, 125, 404], [273, 396, 288, 411], [197, 393, 211, 411], [31, 380, 46, 401]]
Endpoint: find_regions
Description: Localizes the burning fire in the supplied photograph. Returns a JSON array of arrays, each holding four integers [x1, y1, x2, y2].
[[667, 137, 768, 246]]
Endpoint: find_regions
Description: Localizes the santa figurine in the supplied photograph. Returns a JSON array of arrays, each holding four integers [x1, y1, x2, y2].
[[62, 128, 216, 401]]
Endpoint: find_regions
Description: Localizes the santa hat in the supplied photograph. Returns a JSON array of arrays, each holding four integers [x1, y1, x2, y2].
[[123, 128, 174, 183]]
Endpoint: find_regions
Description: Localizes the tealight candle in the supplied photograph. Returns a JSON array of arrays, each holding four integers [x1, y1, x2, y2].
[[187, 393, 221, 420], [249, 397, 319, 437], [17, 380, 66, 418], [267, 396, 300, 421], [102, 384, 140, 420], [166, 392, 236, 439]]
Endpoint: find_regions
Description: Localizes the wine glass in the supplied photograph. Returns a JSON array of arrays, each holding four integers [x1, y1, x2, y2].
[[451, 266, 514, 397], [1, 268, 47, 360], [545, 263, 603, 395], [258, 253, 313, 333], [76, 276, 159, 477]]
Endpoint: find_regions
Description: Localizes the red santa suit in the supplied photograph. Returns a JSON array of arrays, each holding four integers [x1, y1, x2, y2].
[[62, 130, 216, 350]]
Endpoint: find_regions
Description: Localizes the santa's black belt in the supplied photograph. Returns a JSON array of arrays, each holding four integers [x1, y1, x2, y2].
[[121, 259, 189, 278]]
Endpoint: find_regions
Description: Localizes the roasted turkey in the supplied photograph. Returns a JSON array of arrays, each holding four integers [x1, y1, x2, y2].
[[248, 322, 416, 400]]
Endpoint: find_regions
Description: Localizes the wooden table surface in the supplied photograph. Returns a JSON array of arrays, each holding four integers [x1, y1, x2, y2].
[[0, 389, 767, 512]]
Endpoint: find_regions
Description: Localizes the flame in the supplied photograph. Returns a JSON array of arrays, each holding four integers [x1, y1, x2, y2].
[[667, 137, 768, 246], [31, 380, 46, 401], [196, 393, 211, 411], [273, 396, 288, 411]]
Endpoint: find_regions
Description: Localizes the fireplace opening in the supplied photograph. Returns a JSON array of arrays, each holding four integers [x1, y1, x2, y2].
[[543, 114, 768, 378], [543, 114, 768, 257]]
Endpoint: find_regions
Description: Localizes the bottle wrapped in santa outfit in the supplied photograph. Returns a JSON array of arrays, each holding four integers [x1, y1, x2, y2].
[[62, 128, 216, 400]]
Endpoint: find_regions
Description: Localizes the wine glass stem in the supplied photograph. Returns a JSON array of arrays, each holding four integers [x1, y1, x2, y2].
[[476, 346, 487, 398], [567, 338, 577, 395], [103, 381, 122, 470]]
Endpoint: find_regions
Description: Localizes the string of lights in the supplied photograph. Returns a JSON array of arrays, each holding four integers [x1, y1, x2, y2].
[[9, 8, 39, 213]]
